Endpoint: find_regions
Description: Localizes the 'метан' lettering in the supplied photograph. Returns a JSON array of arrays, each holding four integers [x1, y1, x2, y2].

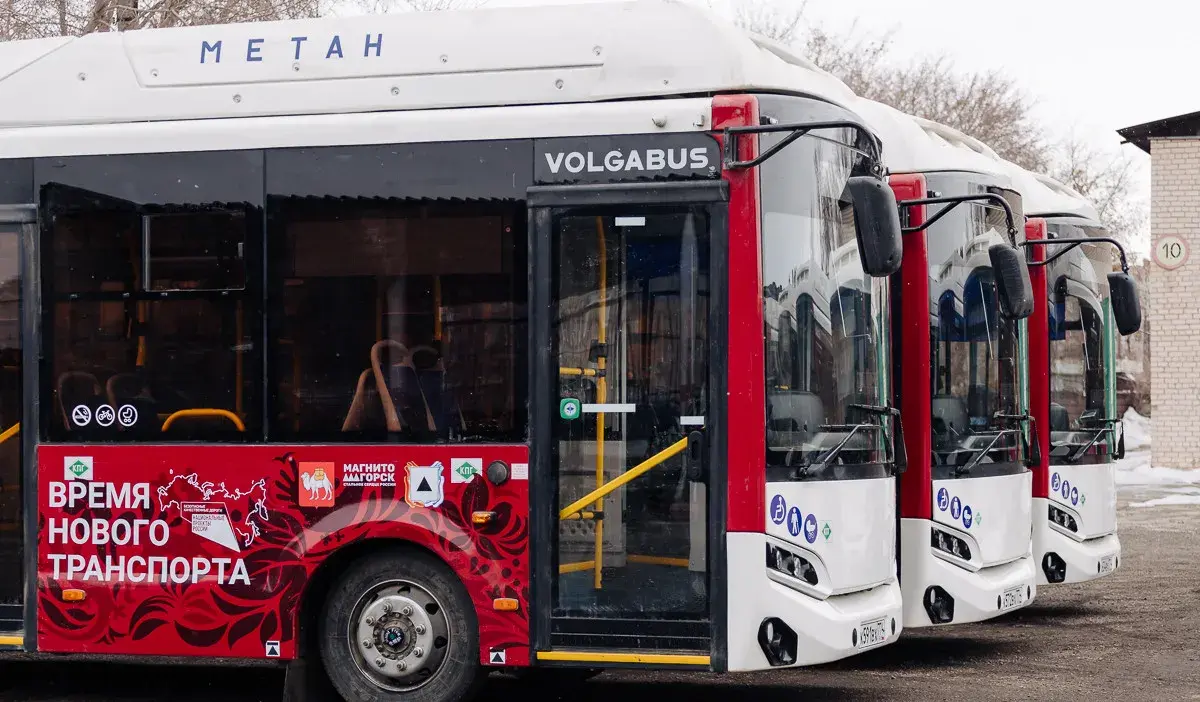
[[200, 34, 385, 64]]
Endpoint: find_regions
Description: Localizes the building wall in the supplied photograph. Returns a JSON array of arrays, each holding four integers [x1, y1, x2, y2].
[[1149, 137, 1200, 468]]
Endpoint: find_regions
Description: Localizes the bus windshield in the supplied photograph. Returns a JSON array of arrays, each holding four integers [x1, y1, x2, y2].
[[926, 176, 1025, 476], [1047, 225, 1112, 462], [760, 130, 890, 480]]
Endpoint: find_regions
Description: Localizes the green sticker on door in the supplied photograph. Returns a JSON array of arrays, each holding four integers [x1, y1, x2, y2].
[[560, 398, 581, 420]]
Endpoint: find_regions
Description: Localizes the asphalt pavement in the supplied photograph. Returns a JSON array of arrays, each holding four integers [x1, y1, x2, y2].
[[1, 467, 1196, 701]]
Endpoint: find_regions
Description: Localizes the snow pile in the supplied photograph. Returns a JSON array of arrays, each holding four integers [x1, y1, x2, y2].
[[1114, 455, 1200, 487], [1121, 407, 1151, 450], [1129, 492, 1200, 508]]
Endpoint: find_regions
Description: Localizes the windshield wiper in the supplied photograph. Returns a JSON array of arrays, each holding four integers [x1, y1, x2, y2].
[[957, 428, 1021, 475], [848, 403, 907, 473], [1061, 416, 1119, 463], [792, 422, 877, 479], [792, 403, 906, 479]]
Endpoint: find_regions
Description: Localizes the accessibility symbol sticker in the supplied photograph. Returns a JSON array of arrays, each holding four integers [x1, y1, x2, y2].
[[1071, 486, 1079, 506], [1051, 472, 1060, 491], [821, 521, 832, 541], [937, 487, 949, 511], [560, 398, 581, 420], [1061, 479, 1071, 500], [770, 494, 787, 525], [787, 506, 803, 537], [950, 496, 962, 520], [118, 404, 139, 427], [962, 505, 973, 529], [804, 513, 818, 543]]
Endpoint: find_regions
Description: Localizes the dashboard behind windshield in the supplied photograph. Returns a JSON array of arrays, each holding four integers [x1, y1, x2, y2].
[[760, 122, 890, 482], [925, 173, 1026, 478]]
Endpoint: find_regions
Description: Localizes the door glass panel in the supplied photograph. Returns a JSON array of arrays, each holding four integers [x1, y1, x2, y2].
[[552, 208, 709, 621], [0, 226, 21, 606]]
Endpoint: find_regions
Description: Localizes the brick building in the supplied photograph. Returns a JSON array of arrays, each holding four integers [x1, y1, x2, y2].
[[1118, 114, 1200, 468]]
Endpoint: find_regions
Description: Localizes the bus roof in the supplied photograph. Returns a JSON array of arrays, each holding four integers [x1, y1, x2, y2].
[[0, 0, 860, 129], [984, 156, 1102, 223], [852, 97, 1013, 186]]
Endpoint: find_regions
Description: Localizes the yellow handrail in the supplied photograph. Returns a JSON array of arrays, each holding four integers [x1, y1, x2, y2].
[[593, 215, 607, 589], [161, 409, 245, 432], [560, 437, 689, 521], [0, 423, 18, 446]]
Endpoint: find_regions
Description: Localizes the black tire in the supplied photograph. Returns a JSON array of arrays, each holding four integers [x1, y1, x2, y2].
[[319, 547, 486, 702]]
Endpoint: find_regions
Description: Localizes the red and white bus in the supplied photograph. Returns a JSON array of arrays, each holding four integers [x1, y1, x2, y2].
[[1005, 170, 1141, 586], [0, 2, 910, 700], [851, 100, 1040, 627]]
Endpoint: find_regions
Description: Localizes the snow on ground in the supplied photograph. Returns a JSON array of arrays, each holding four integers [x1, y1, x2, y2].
[[1109, 409, 1200, 506]]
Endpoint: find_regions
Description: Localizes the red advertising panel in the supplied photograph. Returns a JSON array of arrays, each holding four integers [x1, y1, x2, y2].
[[37, 445, 530, 665]]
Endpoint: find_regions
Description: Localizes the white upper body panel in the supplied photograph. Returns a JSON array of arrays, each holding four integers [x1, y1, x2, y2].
[[0, 0, 858, 130], [851, 98, 1012, 188]]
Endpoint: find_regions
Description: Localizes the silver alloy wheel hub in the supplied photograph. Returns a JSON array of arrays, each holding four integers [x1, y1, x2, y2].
[[349, 581, 451, 691]]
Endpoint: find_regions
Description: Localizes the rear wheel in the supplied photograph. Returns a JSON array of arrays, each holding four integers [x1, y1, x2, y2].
[[319, 548, 485, 702]]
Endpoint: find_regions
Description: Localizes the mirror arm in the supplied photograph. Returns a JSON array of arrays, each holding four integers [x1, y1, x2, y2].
[[897, 194, 1020, 246], [1021, 236, 1131, 273], [722, 120, 883, 171]]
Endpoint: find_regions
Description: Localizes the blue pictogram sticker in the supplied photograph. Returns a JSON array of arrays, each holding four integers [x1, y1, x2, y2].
[[787, 506, 803, 537], [937, 487, 950, 511], [1071, 486, 1079, 506], [804, 513, 819, 543], [770, 494, 787, 525], [1061, 479, 1071, 500], [962, 505, 973, 529], [1051, 472, 1060, 491], [950, 496, 962, 519]]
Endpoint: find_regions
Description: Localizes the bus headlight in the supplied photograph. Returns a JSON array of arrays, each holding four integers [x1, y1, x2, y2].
[[1048, 504, 1078, 533], [931, 527, 972, 561], [765, 543, 819, 586]]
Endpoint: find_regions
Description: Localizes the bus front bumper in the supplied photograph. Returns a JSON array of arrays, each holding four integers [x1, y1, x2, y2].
[[725, 532, 903, 671]]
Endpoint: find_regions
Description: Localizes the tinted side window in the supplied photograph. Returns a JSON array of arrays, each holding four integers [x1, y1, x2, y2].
[[38, 152, 263, 442], [266, 144, 529, 443]]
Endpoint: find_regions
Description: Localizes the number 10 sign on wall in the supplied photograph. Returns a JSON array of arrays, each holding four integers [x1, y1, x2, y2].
[[1153, 234, 1189, 270]]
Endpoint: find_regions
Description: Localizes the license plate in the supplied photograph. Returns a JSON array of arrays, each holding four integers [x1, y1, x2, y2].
[[856, 617, 889, 649], [1099, 555, 1115, 574], [1000, 585, 1026, 611]]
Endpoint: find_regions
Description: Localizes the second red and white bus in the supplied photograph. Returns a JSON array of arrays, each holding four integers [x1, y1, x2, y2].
[[850, 100, 1039, 628]]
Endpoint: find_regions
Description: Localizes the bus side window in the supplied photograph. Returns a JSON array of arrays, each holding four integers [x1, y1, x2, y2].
[[40, 151, 264, 443], [268, 195, 526, 444]]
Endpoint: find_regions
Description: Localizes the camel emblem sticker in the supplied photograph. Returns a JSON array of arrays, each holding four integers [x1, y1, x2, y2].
[[404, 461, 446, 509], [298, 461, 336, 508]]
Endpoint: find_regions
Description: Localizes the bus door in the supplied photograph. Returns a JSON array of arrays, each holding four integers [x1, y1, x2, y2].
[[529, 181, 726, 665], [0, 205, 34, 646]]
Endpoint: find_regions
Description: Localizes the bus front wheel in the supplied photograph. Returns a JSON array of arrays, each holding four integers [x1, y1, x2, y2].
[[319, 547, 485, 702]]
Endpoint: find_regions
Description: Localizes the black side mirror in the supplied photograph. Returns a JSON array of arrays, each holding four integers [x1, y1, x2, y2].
[[1115, 427, 1126, 460], [1107, 271, 1142, 335], [847, 176, 903, 277], [988, 244, 1034, 319]]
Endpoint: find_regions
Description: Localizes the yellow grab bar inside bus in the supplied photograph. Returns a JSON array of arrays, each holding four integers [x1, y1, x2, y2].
[[559, 436, 689, 521], [0, 423, 18, 446], [161, 409, 245, 432]]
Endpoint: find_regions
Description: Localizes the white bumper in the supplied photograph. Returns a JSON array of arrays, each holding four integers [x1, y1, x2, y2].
[[900, 518, 1036, 627], [725, 531, 903, 671], [1032, 497, 1122, 585]]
